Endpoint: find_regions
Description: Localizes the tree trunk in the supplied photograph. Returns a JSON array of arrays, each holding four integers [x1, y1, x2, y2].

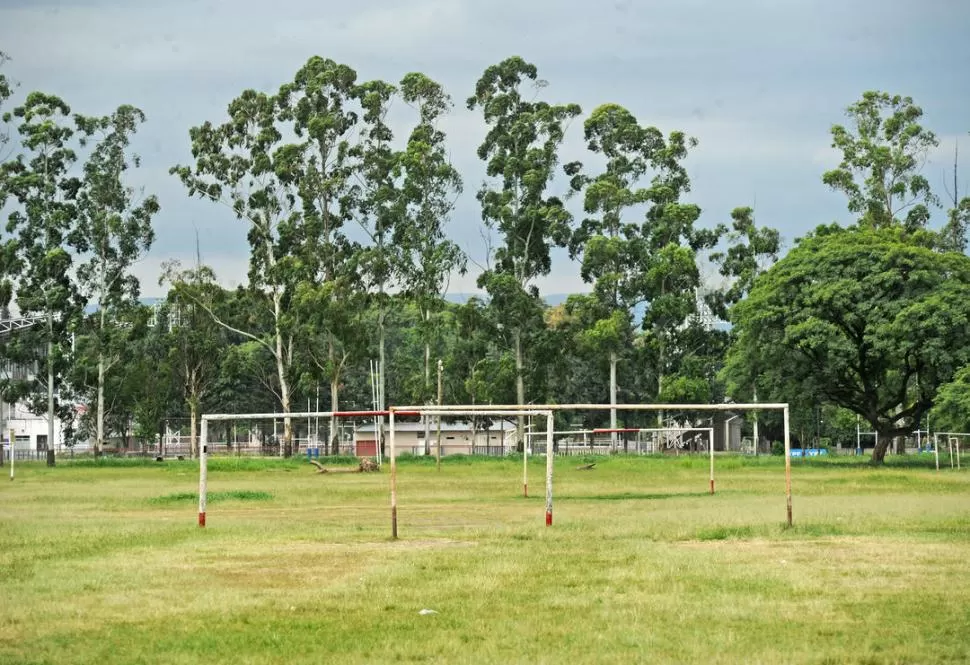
[[424, 339, 431, 398], [514, 329, 525, 452], [283, 415, 293, 458], [656, 341, 665, 429], [423, 338, 432, 454], [423, 413, 431, 456], [47, 335, 55, 467], [189, 398, 198, 459], [871, 431, 892, 464], [273, 313, 292, 458], [378, 305, 386, 458], [330, 371, 339, 456], [95, 275, 107, 459], [96, 351, 105, 459]]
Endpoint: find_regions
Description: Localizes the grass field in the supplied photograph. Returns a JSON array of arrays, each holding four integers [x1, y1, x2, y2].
[[1, 453, 969, 664]]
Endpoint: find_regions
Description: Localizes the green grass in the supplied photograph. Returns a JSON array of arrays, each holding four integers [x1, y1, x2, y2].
[[1, 454, 969, 664], [149, 490, 274, 504]]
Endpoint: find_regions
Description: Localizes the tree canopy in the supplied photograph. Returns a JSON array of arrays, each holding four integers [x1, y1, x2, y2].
[[724, 225, 970, 462]]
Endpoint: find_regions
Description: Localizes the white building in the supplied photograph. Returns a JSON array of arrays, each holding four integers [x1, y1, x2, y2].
[[354, 420, 517, 457], [1, 355, 78, 457], [1, 398, 74, 455]]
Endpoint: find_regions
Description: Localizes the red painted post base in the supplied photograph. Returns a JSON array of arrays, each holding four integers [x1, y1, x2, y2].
[[709, 479, 715, 495], [545, 510, 552, 526], [198, 512, 206, 527]]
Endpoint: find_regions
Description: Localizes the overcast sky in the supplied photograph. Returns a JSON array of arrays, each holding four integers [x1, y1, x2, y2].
[[1, 0, 967, 298]]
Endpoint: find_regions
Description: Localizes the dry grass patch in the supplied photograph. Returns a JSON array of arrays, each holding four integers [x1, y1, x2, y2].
[[1, 456, 969, 664]]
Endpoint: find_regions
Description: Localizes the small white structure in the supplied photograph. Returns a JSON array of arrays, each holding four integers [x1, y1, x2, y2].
[[1, 354, 80, 456], [0, 398, 76, 455], [354, 419, 516, 457]]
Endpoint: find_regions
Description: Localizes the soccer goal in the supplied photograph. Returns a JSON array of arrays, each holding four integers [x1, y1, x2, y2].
[[933, 432, 965, 471], [195, 409, 420, 527], [391, 402, 794, 539], [529, 426, 714, 456]]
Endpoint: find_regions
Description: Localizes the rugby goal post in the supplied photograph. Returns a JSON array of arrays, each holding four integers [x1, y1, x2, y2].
[[392, 402, 793, 538]]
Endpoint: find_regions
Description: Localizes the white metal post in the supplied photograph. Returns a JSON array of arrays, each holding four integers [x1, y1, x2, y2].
[[724, 414, 740, 452], [198, 420, 208, 527], [753, 411, 759, 457], [390, 410, 397, 539], [783, 406, 792, 528], [545, 412, 554, 526], [934, 433, 940, 472], [9, 428, 14, 481], [752, 389, 759, 456], [610, 357, 617, 451], [523, 425, 529, 498], [709, 429, 715, 494]]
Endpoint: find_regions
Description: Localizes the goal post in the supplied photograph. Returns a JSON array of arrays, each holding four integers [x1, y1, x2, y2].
[[935, 432, 967, 470], [388, 408, 555, 540], [393, 402, 793, 537], [531, 426, 717, 493], [196, 409, 420, 528]]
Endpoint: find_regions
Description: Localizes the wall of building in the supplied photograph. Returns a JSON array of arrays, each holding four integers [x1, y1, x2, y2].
[[0, 400, 73, 452]]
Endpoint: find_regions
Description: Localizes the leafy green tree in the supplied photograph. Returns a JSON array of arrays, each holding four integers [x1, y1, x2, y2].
[[276, 56, 363, 453], [69, 305, 154, 451], [74, 105, 158, 456], [159, 262, 229, 458], [172, 86, 306, 456], [129, 310, 180, 453], [0, 93, 86, 465], [823, 91, 939, 230], [293, 275, 367, 454], [0, 51, 14, 162], [395, 72, 465, 400], [931, 365, 970, 433], [549, 297, 614, 421], [940, 137, 970, 252], [566, 103, 716, 436], [709, 206, 780, 317], [724, 225, 970, 463], [467, 56, 580, 446], [617, 123, 721, 418], [353, 78, 399, 431]]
